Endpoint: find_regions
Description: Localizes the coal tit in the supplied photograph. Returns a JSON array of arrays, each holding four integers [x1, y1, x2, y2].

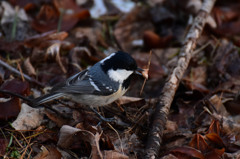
[[33, 51, 146, 107]]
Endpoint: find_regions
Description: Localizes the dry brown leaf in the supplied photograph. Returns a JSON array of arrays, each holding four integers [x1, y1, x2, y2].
[[0, 138, 8, 156], [189, 134, 210, 153], [170, 146, 205, 159], [58, 125, 103, 158], [209, 95, 229, 117], [31, 0, 90, 33], [183, 66, 209, 93], [0, 79, 30, 120], [24, 57, 36, 76], [33, 146, 62, 159], [205, 133, 224, 147], [206, 120, 220, 135], [24, 31, 68, 49], [12, 103, 44, 130], [165, 120, 178, 132], [46, 42, 67, 73], [204, 148, 225, 159], [143, 30, 173, 49], [103, 150, 128, 159]]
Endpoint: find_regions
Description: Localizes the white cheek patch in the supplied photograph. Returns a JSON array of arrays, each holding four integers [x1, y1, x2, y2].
[[100, 53, 116, 64], [108, 69, 133, 83]]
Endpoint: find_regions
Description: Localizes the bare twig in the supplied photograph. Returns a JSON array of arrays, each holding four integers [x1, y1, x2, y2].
[[107, 123, 124, 153], [0, 58, 44, 87], [17, 62, 25, 81], [140, 50, 152, 96], [0, 89, 32, 103], [144, 0, 217, 158]]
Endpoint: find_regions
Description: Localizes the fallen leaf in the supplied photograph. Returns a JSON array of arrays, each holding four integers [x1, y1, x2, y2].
[[0, 79, 30, 120], [103, 150, 128, 159], [46, 42, 67, 73], [205, 133, 225, 147], [12, 103, 44, 130], [189, 134, 209, 153], [33, 145, 62, 159], [209, 95, 229, 117], [0, 97, 20, 120], [143, 30, 173, 49], [170, 146, 205, 159], [0, 79, 30, 95], [205, 148, 225, 159], [0, 138, 8, 156], [24, 31, 68, 49], [206, 120, 220, 135], [165, 120, 178, 132], [24, 57, 36, 76], [32, 0, 90, 32], [58, 125, 103, 158], [183, 66, 209, 93]]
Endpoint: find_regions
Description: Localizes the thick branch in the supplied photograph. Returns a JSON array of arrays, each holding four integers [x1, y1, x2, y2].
[[144, 0, 217, 158]]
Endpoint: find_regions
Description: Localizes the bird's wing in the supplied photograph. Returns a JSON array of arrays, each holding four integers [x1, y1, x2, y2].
[[53, 69, 117, 95]]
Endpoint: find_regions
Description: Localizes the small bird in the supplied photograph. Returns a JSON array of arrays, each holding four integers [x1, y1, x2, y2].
[[33, 51, 147, 109]]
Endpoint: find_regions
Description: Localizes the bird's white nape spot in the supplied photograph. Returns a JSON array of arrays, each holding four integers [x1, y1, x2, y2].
[[108, 69, 133, 83], [100, 53, 116, 64], [89, 78, 100, 91]]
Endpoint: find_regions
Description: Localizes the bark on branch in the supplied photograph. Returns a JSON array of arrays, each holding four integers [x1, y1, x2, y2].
[[144, 0, 217, 158]]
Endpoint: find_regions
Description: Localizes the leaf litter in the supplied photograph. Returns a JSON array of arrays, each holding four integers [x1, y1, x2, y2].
[[0, 0, 240, 158]]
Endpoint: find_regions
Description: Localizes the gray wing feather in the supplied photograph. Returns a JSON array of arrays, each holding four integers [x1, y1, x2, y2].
[[53, 69, 116, 95]]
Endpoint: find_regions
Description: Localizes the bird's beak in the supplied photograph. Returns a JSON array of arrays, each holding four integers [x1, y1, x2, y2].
[[135, 68, 148, 79]]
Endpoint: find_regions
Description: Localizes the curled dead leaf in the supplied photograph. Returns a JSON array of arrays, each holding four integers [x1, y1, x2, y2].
[[12, 103, 44, 130], [58, 125, 103, 158], [189, 134, 210, 153], [46, 43, 67, 73], [24, 57, 36, 76], [24, 31, 68, 49], [205, 133, 225, 147], [33, 146, 62, 159]]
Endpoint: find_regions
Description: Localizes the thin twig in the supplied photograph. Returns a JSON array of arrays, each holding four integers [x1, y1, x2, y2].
[[140, 50, 152, 96], [107, 123, 124, 154], [0, 59, 44, 87], [17, 62, 25, 81], [0, 89, 32, 102]]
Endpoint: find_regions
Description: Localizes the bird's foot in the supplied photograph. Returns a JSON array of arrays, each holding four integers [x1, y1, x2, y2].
[[90, 106, 116, 125]]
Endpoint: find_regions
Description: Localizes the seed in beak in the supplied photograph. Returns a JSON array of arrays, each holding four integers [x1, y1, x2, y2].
[[135, 68, 148, 79]]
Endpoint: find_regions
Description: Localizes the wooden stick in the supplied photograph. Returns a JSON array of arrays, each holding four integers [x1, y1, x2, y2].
[[144, 0, 217, 158]]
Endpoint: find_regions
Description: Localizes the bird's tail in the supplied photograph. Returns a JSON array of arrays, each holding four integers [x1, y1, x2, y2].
[[32, 92, 65, 106]]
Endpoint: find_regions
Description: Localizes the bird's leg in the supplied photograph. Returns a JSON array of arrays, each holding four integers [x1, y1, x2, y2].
[[90, 106, 115, 123]]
